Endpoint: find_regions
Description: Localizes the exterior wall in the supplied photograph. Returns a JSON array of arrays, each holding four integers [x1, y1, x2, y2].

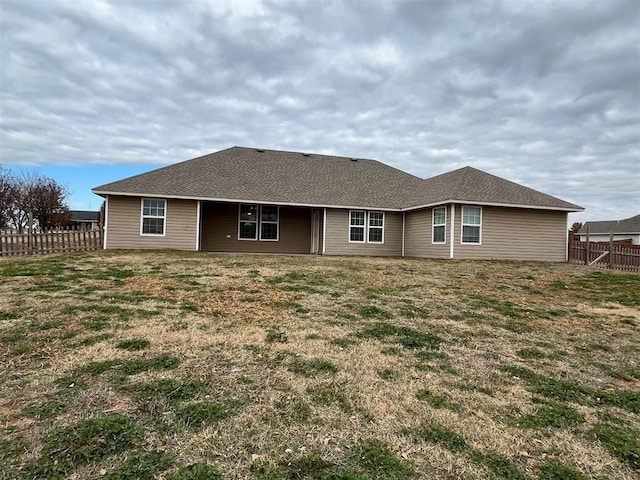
[[404, 206, 451, 259], [200, 202, 312, 254], [106, 196, 198, 250], [105, 196, 569, 260], [452, 205, 568, 261], [324, 209, 402, 256], [578, 233, 640, 245]]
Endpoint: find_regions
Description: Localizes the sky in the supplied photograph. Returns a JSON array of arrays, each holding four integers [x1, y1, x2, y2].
[[1, 0, 638, 225]]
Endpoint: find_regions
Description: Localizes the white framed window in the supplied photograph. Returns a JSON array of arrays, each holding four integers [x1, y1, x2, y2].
[[349, 210, 385, 243], [432, 207, 446, 244], [239, 204, 258, 240], [349, 210, 366, 242], [141, 198, 166, 236], [368, 211, 384, 243], [461, 206, 482, 244], [239, 204, 280, 241], [260, 205, 279, 241]]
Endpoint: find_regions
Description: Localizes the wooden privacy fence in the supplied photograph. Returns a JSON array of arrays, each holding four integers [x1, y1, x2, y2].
[[0, 229, 102, 257], [569, 240, 640, 272]]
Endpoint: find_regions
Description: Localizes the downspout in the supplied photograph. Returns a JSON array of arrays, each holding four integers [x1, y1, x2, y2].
[[564, 213, 569, 262], [103, 195, 109, 250], [195, 201, 201, 251], [449, 203, 455, 259], [401, 211, 405, 257], [322, 208, 327, 255]]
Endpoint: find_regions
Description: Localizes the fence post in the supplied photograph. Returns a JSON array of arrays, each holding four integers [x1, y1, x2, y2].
[[585, 227, 590, 265], [28, 212, 34, 255], [609, 232, 614, 269], [568, 232, 573, 262]]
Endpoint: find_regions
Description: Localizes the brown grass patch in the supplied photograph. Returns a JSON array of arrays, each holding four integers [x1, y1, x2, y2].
[[0, 252, 638, 479]]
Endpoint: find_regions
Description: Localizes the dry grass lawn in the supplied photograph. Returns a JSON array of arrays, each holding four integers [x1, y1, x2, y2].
[[0, 251, 638, 479]]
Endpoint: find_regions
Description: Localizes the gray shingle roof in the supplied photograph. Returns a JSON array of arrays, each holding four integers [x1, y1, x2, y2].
[[93, 147, 424, 210], [70, 211, 99, 222], [93, 146, 583, 212], [406, 166, 583, 211], [578, 214, 640, 235]]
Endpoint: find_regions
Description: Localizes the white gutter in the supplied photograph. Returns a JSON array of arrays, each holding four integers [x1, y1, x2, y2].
[[91, 190, 583, 214], [91, 190, 404, 213], [103, 196, 109, 250], [195, 200, 201, 251], [403, 199, 583, 213], [322, 208, 327, 255], [449, 203, 455, 259], [401, 212, 405, 257], [565, 216, 569, 262]]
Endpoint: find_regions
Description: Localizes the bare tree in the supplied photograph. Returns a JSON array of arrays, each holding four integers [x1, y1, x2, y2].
[[0, 167, 13, 229], [0, 170, 70, 232], [570, 222, 583, 235], [0, 170, 30, 232], [28, 176, 70, 230]]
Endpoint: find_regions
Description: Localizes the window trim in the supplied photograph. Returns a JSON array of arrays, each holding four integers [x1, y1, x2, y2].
[[368, 211, 385, 244], [432, 206, 446, 244], [140, 198, 166, 237], [461, 205, 482, 245], [348, 210, 385, 244], [349, 210, 366, 243], [259, 205, 279, 241]]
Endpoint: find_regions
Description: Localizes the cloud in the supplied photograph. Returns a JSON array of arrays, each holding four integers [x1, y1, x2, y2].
[[0, 0, 638, 222]]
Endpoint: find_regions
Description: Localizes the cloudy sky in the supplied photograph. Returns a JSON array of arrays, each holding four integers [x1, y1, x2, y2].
[[1, 0, 638, 223]]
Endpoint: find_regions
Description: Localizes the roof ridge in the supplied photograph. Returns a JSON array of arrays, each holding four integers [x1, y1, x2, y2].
[[92, 147, 582, 212], [231, 145, 372, 161]]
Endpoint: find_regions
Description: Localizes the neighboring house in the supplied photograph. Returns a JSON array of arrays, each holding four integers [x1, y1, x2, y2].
[[92, 147, 583, 261], [66, 211, 100, 230], [577, 214, 640, 245]]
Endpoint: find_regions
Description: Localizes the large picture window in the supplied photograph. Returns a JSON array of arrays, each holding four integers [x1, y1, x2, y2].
[[349, 210, 384, 243], [432, 207, 446, 244], [141, 198, 166, 235], [239, 204, 279, 241], [461, 206, 482, 244]]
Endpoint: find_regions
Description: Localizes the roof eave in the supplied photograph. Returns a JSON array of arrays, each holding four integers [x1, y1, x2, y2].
[[91, 190, 404, 212], [578, 231, 639, 235], [402, 199, 584, 212]]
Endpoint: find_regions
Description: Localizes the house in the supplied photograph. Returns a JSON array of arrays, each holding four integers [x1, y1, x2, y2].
[[66, 210, 100, 230], [577, 214, 640, 245], [92, 147, 583, 261]]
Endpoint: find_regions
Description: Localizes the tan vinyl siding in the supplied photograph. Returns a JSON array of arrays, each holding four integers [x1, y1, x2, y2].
[[324, 209, 402, 256], [453, 205, 568, 261], [106, 196, 198, 250], [404, 207, 450, 259], [200, 202, 311, 254]]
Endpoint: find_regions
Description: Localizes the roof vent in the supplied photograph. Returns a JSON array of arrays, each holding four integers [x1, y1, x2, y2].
[[302, 153, 310, 157], [256, 149, 265, 152], [351, 158, 358, 162]]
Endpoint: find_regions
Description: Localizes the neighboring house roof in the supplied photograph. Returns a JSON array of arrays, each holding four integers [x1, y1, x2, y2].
[[69, 211, 100, 222], [93, 146, 583, 212], [578, 214, 640, 235]]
